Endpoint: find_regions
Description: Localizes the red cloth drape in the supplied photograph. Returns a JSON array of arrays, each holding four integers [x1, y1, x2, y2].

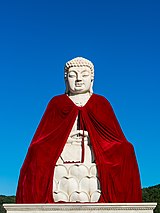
[[16, 94, 142, 203]]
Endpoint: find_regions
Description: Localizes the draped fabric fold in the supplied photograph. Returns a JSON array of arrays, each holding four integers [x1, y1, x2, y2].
[[16, 94, 142, 203]]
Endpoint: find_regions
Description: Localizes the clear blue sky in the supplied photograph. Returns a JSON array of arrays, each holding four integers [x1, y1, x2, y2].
[[0, 0, 160, 195]]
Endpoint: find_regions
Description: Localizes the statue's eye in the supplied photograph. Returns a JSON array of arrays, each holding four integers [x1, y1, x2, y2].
[[82, 71, 89, 77], [68, 71, 76, 78]]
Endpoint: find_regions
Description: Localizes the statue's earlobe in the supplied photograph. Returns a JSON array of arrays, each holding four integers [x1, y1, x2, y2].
[[65, 80, 69, 94], [90, 80, 94, 94]]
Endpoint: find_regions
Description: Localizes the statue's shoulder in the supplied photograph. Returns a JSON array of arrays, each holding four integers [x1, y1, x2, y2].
[[93, 93, 111, 106], [47, 94, 66, 108], [49, 94, 65, 102]]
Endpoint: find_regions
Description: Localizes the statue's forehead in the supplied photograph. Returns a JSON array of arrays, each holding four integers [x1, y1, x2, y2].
[[68, 66, 91, 72]]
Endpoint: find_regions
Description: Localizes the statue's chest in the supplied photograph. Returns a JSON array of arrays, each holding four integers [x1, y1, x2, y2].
[[53, 113, 101, 202]]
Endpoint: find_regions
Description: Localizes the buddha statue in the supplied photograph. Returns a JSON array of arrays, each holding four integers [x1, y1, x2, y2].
[[16, 57, 142, 204], [53, 57, 101, 202]]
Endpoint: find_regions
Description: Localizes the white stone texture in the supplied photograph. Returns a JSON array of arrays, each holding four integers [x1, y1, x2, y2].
[[53, 163, 101, 202], [64, 57, 94, 80], [53, 91, 101, 202], [3, 203, 157, 213]]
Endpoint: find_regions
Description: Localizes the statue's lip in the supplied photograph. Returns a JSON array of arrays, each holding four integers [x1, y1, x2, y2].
[[75, 83, 84, 87]]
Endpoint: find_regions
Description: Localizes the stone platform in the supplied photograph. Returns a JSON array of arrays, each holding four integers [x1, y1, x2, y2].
[[3, 203, 157, 213]]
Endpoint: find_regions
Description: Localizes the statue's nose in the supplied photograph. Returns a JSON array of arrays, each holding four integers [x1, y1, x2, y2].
[[77, 73, 82, 81], [76, 79, 82, 82]]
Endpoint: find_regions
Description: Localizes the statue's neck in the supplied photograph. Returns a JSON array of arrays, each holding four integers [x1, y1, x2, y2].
[[68, 92, 91, 107]]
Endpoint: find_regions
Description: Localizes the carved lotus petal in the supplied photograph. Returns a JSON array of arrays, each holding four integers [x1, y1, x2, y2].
[[79, 176, 99, 195], [90, 164, 97, 176], [58, 177, 78, 195], [70, 191, 89, 202], [54, 165, 68, 181], [53, 179, 58, 192], [69, 164, 89, 180], [53, 191, 69, 202], [90, 190, 101, 202]]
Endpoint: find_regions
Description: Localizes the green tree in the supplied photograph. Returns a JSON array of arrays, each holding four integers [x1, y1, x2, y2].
[[142, 184, 160, 213], [0, 185, 159, 213], [0, 195, 15, 213]]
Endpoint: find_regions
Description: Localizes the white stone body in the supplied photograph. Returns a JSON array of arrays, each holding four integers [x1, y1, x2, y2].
[[53, 94, 101, 202]]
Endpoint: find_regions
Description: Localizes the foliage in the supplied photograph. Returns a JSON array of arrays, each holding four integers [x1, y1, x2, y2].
[[0, 195, 15, 213], [0, 185, 159, 213], [142, 184, 160, 213]]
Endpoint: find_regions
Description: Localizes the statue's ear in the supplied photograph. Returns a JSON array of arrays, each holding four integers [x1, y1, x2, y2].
[[90, 80, 94, 94], [65, 79, 69, 94]]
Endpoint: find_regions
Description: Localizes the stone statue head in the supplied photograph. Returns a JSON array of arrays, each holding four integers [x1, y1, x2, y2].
[[64, 57, 94, 95]]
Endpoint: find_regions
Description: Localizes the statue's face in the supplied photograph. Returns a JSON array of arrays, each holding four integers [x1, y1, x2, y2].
[[67, 66, 92, 95]]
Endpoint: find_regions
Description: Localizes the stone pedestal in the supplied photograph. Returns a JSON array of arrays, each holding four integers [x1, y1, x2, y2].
[[3, 203, 157, 213]]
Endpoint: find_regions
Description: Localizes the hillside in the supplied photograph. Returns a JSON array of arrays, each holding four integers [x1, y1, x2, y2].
[[0, 184, 160, 213], [0, 195, 15, 213], [142, 184, 160, 213]]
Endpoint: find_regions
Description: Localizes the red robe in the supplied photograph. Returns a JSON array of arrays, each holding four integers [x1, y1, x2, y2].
[[16, 94, 142, 203]]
